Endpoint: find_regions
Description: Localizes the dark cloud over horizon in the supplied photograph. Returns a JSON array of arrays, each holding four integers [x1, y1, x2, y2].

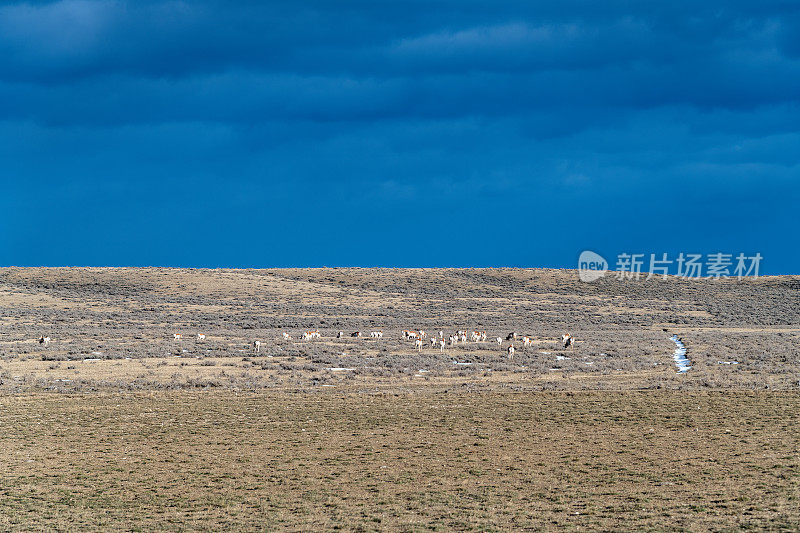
[[1, 1, 798, 271]]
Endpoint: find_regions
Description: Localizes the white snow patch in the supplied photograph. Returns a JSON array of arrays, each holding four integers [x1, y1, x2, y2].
[[326, 367, 355, 372], [671, 335, 691, 373]]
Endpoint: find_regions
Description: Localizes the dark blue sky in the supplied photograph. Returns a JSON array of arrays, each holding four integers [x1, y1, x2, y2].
[[2, 1, 798, 271]]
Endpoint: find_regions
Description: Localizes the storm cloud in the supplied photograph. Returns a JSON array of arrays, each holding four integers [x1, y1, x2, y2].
[[1, 1, 798, 270]]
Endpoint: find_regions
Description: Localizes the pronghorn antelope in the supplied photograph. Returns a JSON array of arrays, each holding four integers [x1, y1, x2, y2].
[[302, 330, 321, 340], [506, 332, 517, 341], [429, 337, 437, 347], [337, 331, 344, 338], [402, 330, 418, 340], [253, 340, 261, 353], [174, 334, 183, 341], [438, 330, 444, 339], [449, 335, 458, 346], [459, 333, 467, 343], [197, 334, 206, 341], [39, 336, 51, 346], [467, 331, 485, 342], [370, 331, 383, 338], [414, 339, 424, 351], [507, 344, 515, 360], [522, 336, 532, 348], [283, 332, 293, 340], [418, 330, 426, 339], [439, 339, 446, 352], [351, 331, 362, 338], [496, 336, 502, 346], [562, 334, 574, 349]]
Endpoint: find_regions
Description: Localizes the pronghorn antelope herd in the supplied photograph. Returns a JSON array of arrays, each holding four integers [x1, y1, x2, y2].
[[236, 328, 576, 357], [135, 327, 578, 358], [33, 329, 575, 358]]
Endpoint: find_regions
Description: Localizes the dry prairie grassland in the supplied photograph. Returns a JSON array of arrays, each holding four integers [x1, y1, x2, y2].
[[0, 267, 798, 530], [0, 391, 798, 531]]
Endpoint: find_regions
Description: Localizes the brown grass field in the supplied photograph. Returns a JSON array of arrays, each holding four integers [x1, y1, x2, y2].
[[0, 267, 798, 530]]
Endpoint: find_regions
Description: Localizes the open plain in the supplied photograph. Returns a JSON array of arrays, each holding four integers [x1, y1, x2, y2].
[[0, 267, 798, 530]]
